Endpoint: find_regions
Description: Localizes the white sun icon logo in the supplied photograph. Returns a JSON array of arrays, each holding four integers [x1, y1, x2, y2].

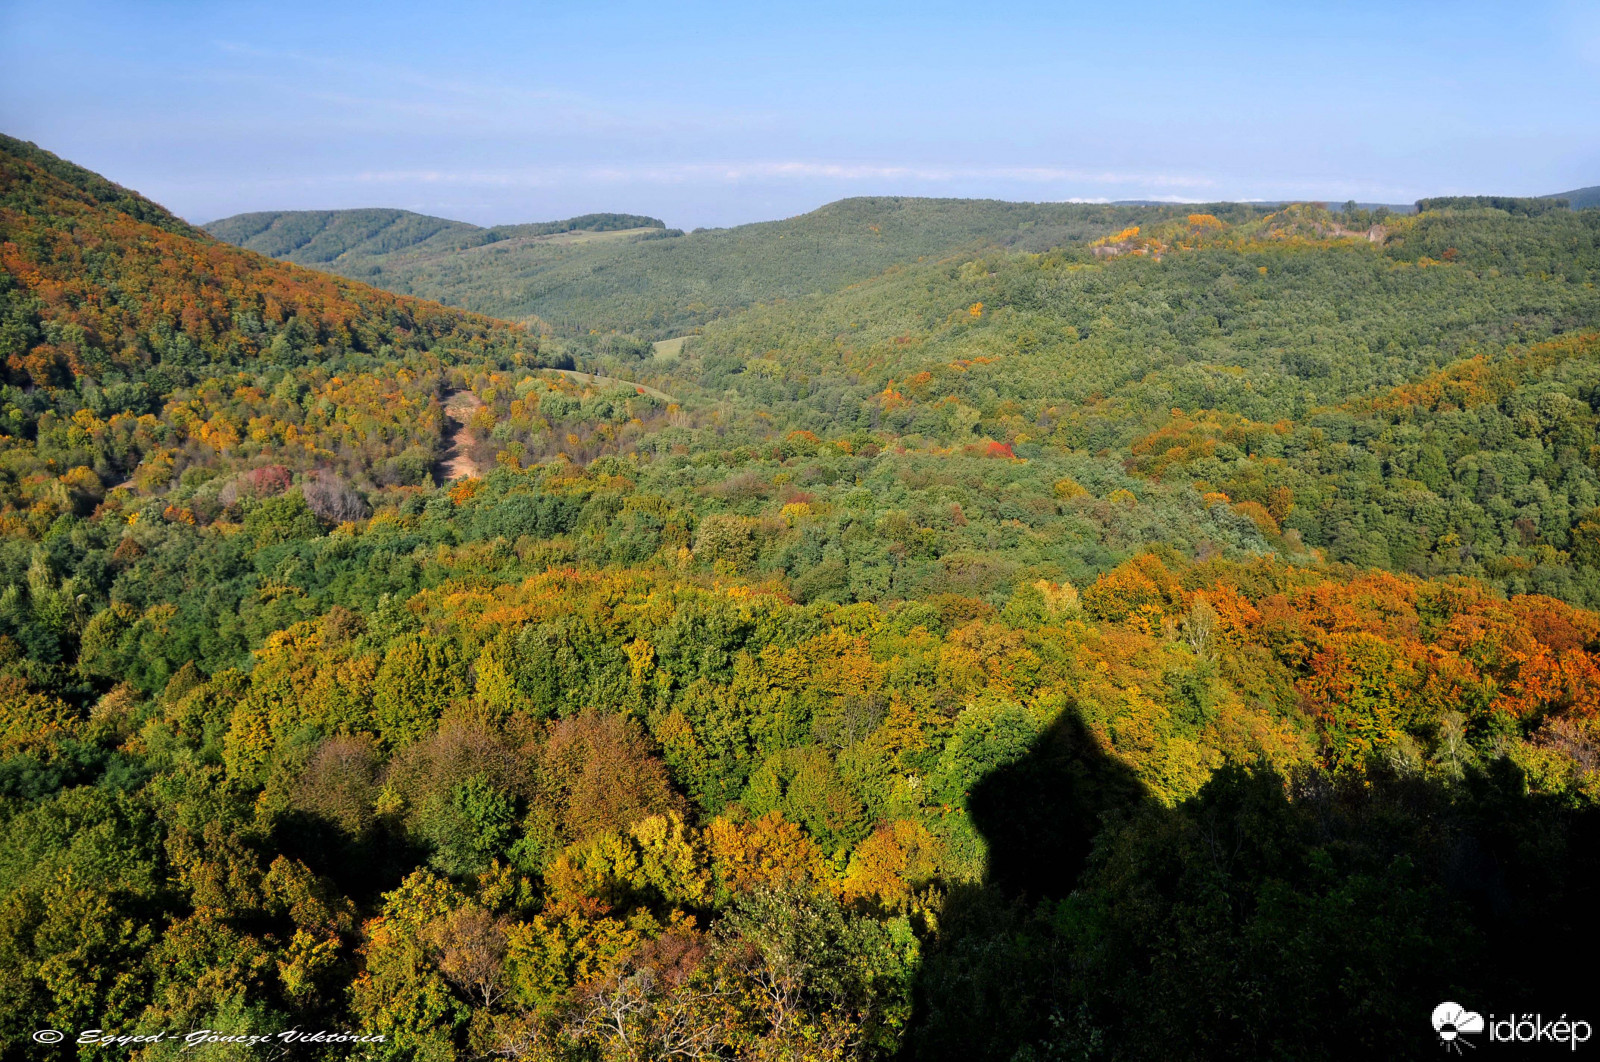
[[1432, 1002, 1485, 1053]]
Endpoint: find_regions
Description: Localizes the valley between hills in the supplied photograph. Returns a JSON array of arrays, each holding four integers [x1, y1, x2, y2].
[[4, 130, 1600, 1059]]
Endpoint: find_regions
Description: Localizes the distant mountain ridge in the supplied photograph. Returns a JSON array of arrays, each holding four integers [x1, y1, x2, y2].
[[1417, 187, 1599, 211], [1549, 186, 1600, 210], [205, 208, 667, 266], [206, 188, 1599, 340], [206, 196, 1254, 336]]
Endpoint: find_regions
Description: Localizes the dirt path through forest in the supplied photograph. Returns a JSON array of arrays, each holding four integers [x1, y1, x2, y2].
[[435, 372, 676, 483], [437, 390, 485, 482]]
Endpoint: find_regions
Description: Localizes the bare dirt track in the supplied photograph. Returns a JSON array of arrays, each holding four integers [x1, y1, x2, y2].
[[434, 372, 677, 483], [437, 390, 485, 482]]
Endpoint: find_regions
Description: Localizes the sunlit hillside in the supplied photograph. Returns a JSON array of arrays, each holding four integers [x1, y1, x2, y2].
[[4, 135, 1600, 1062], [209, 198, 1277, 336]]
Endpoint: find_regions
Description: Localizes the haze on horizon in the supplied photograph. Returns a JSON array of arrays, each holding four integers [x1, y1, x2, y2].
[[3, 0, 1598, 230]]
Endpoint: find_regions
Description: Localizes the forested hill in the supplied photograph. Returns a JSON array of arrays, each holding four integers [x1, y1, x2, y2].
[[0, 134, 195, 236], [205, 209, 667, 267], [0, 133, 583, 502], [9, 138, 1600, 1062], [647, 201, 1600, 605], [1551, 185, 1600, 210], [207, 196, 1271, 336]]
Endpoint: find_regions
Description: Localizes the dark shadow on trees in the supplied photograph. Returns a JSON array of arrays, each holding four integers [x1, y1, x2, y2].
[[271, 810, 428, 908], [902, 717, 1600, 1062], [902, 709, 1151, 1062], [963, 711, 1150, 900]]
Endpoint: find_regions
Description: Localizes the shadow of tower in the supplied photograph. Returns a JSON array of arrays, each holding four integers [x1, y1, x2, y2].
[[902, 708, 1151, 1062]]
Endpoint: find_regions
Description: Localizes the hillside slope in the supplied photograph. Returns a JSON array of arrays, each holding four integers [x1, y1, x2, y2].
[[1551, 184, 1600, 209], [0, 134, 564, 510], [7, 140, 1600, 1062], [665, 200, 1600, 603], [206, 208, 666, 266], [208, 197, 1269, 336]]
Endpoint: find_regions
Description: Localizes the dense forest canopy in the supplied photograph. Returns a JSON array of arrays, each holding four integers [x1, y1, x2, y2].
[[641, 203, 1600, 607], [209, 198, 1280, 338], [205, 210, 668, 269], [5, 133, 1600, 1060]]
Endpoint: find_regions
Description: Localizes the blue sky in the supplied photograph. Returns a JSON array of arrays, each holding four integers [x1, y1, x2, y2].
[[3, 0, 1598, 228]]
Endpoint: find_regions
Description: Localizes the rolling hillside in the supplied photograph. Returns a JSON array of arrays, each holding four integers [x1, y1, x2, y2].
[[656, 200, 1600, 602], [207, 197, 1272, 336], [9, 137, 1600, 1062], [0, 135, 637, 501], [206, 208, 666, 266], [1551, 184, 1600, 210]]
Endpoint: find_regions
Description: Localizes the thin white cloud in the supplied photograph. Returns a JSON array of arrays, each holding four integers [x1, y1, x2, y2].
[[175, 161, 1220, 190], [153, 160, 1439, 215]]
